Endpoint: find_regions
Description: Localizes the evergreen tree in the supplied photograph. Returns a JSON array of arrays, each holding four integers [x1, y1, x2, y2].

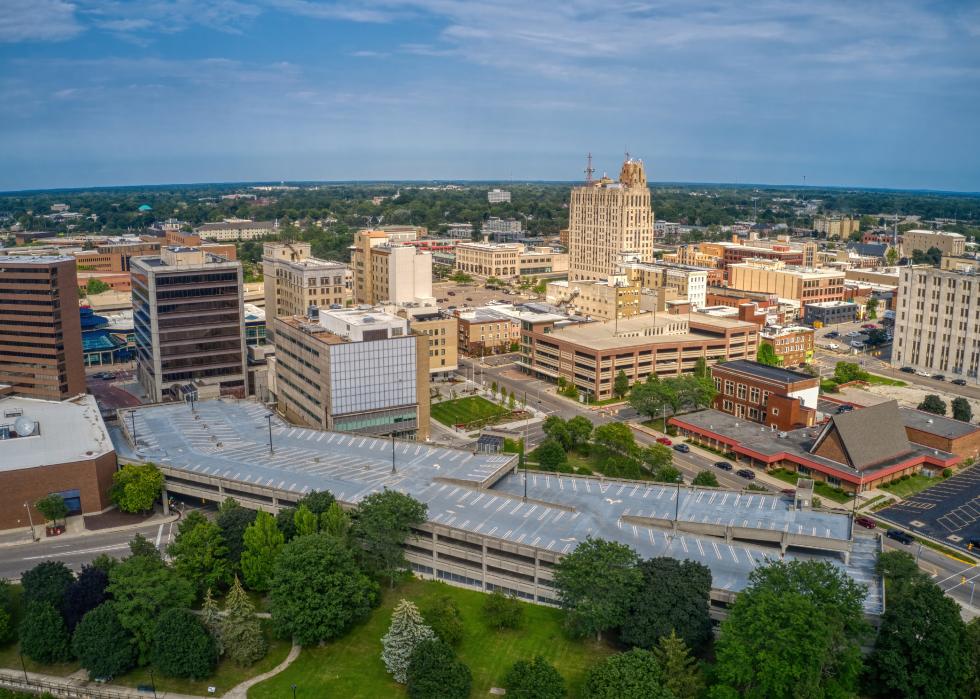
[[150, 608, 218, 679], [220, 576, 267, 667], [952, 397, 973, 423], [241, 511, 285, 592], [653, 631, 704, 699], [71, 603, 137, 680], [293, 504, 318, 536], [19, 602, 72, 664], [201, 588, 224, 656], [382, 599, 436, 683], [406, 638, 472, 699]]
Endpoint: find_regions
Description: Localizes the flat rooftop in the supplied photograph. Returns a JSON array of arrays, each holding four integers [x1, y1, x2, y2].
[[0, 395, 114, 472], [715, 360, 817, 384], [113, 400, 878, 603]]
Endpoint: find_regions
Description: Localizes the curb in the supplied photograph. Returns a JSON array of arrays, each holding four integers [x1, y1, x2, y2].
[[0, 512, 179, 550]]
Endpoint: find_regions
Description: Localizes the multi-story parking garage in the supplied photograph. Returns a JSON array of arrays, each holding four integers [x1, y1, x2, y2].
[[113, 399, 883, 615]]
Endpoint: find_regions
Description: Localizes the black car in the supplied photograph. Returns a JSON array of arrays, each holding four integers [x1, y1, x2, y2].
[[672, 443, 690, 453], [714, 461, 733, 471], [886, 529, 914, 545], [899, 366, 915, 373], [836, 405, 854, 414], [953, 379, 968, 386], [736, 468, 756, 480], [825, 331, 840, 339], [933, 374, 946, 381]]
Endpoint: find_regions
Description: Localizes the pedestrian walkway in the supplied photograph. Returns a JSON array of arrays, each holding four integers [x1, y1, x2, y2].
[[223, 643, 300, 698], [0, 508, 178, 549]]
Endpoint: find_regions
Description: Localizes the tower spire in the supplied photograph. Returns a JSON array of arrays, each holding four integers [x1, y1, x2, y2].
[[584, 152, 595, 183]]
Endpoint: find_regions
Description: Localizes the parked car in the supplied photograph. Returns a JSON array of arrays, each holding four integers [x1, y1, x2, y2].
[[736, 468, 756, 480], [656, 437, 672, 446], [781, 488, 796, 497], [824, 331, 840, 339], [672, 443, 690, 453], [915, 370, 931, 377], [953, 379, 968, 386], [714, 461, 734, 471], [932, 374, 946, 381], [861, 323, 877, 330], [824, 343, 840, 350], [845, 331, 862, 338], [850, 341, 865, 349], [855, 516, 877, 529], [836, 404, 854, 414], [886, 529, 914, 545], [900, 366, 915, 373]]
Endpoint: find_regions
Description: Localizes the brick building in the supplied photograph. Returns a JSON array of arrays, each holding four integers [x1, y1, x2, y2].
[[711, 360, 819, 430], [758, 325, 815, 367]]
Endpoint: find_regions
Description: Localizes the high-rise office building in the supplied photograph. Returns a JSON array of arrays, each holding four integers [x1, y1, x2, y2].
[[132, 247, 247, 402], [351, 230, 433, 306], [0, 255, 85, 400], [567, 157, 654, 281], [261, 242, 350, 341]]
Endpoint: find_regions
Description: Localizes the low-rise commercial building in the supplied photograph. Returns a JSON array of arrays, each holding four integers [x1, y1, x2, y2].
[[546, 277, 640, 321], [727, 261, 845, 305], [195, 218, 279, 241], [711, 360, 819, 430], [759, 325, 815, 367], [455, 242, 568, 279], [619, 261, 708, 309], [902, 229, 965, 257], [803, 301, 858, 326]]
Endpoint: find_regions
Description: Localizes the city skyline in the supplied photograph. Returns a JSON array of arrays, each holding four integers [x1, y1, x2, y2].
[[0, 1, 978, 192]]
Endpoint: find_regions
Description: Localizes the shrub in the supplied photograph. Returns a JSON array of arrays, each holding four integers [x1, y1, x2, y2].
[[483, 589, 524, 630], [71, 603, 136, 679], [19, 602, 72, 664], [406, 639, 472, 699], [150, 608, 218, 679]]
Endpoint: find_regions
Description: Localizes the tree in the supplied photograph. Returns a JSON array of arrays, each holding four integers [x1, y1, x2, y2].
[[865, 579, 968, 698], [565, 416, 593, 449], [270, 533, 379, 646], [693, 356, 709, 379], [674, 374, 717, 411], [71, 603, 137, 679], [35, 494, 69, 524], [167, 515, 233, 595], [483, 589, 524, 630], [875, 550, 925, 591], [293, 504, 319, 536], [86, 278, 112, 295], [533, 439, 566, 470], [621, 558, 712, 653], [713, 560, 869, 698], [542, 415, 571, 449], [406, 638, 472, 699], [592, 422, 638, 459], [150, 608, 218, 679], [584, 649, 672, 699], [201, 588, 224, 656], [107, 553, 195, 664], [241, 510, 285, 592], [421, 595, 463, 647], [553, 537, 642, 641], [504, 655, 566, 699], [110, 463, 163, 513], [220, 576, 267, 667], [918, 394, 947, 416], [692, 470, 719, 487], [865, 297, 878, 320], [952, 396, 973, 423], [0, 579, 12, 645], [834, 361, 870, 384], [965, 617, 980, 699], [21, 561, 74, 607], [756, 343, 781, 367], [382, 599, 436, 683], [20, 601, 72, 663], [641, 444, 673, 475], [320, 502, 352, 542], [865, 328, 889, 346], [352, 490, 427, 588], [654, 631, 704, 699], [127, 533, 160, 559], [61, 564, 109, 632], [216, 498, 257, 567], [614, 370, 630, 399], [885, 246, 899, 266], [628, 378, 673, 421]]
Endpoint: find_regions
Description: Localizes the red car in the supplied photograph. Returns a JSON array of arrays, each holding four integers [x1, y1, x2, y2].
[[855, 516, 877, 529], [656, 437, 672, 446], [861, 323, 877, 329]]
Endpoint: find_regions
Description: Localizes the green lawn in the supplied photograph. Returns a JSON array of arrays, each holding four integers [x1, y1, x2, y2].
[[431, 396, 508, 427], [768, 468, 851, 504], [880, 473, 943, 499], [865, 374, 907, 387], [247, 579, 613, 699]]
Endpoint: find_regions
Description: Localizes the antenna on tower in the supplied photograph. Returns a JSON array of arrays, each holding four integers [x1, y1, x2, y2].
[[584, 152, 595, 183]]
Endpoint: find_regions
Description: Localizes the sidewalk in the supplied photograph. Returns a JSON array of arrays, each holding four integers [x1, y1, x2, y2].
[[0, 508, 178, 549]]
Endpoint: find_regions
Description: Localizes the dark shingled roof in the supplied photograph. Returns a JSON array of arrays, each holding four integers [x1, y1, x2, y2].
[[715, 359, 816, 385], [813, 400, 912, 471]]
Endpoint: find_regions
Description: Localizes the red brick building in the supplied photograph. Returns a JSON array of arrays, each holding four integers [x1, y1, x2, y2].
[[711, 360, 819, 430]]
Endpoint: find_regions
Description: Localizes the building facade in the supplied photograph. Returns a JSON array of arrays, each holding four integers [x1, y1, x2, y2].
[[619, 261, 709, 309], [759, 325, 815, 367], [892, 265, 980, 379], [273, 308, 430, 438], [546, 277, 640, 321], [487, 189, 511, 204], [261, 242, 350, 341], [902, 229, 966, 257], [803, 301, 858, 326], [194, 219, 279, 241], [0, 255, 85, 400], [567, 158, 654, 281], [711, 360, 819, 430], [351, 230, 434, 306], [813, 217, 859, 239], [727, 262, 845, 305], [405, 311, 459, 378], [132, 247, 247, 402]]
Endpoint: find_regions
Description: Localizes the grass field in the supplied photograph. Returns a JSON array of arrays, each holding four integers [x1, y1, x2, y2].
[[247, 579, 613, 699], [431, 396, 508, 427], [865, 374, 907, 387], [880, 473, 942, 499]]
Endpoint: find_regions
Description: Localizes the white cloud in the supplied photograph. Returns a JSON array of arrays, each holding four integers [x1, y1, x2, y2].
[[0, 0, 83, 43]]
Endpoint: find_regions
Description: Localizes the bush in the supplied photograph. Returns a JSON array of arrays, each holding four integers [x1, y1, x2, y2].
[[421, 595, 464, 647], [406, 639, 472, 699], [22, 561, 74, 607], [150, 608, 218, 679], [504, 655, 566, 699], [943, 468, 953, 478], [483, 589, 524, 630]]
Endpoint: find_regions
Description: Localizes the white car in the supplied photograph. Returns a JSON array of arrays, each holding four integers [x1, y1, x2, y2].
[[824, 343, 840, 350], [850, 341, 865, 349], [915, 370, 931, 377], [845, 331, 862, 338]]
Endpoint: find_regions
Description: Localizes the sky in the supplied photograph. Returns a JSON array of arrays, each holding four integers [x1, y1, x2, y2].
[[0, 1, 978, 192]]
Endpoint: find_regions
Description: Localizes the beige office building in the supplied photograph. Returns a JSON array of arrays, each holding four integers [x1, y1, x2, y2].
[[567, 158, 654, 281], [813, 217, 859, 239], [546, 277, 640, 321], [455, 242, 568, 279], [406, 311, 459, 378], [902, 229, 966, 257], [351, 230, 434, 305], [892, 266, 980, 380], [619, 261, 708, 309], [261, 242, 350, 340], [728, 261, 845, 305], [661, 245, 722, 268]]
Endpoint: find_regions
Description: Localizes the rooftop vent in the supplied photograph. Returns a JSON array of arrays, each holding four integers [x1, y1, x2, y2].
[[3, 409, 22, 418]]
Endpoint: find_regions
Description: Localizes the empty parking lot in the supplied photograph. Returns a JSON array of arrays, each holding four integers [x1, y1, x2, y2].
[[878, 465, 980, 550]]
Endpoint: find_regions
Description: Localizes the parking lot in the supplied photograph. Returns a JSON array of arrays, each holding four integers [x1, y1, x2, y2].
[[433, 281, 521, 310], [878, 464, 980, 551]]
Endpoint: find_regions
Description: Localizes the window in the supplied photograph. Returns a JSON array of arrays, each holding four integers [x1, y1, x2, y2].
[[771, 408, 779, 416]]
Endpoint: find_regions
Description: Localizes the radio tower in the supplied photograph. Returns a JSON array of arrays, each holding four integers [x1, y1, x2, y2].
[[584, 152, 595, 183]]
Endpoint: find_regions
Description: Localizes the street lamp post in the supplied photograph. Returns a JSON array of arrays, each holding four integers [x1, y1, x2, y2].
[[19, 651, 28, 683], [267, 414, 274, 454], [23, 502, 36, 542], [291, 684, 297, 699], [149, 667, 157, 699], [674, 475, 683, 524]]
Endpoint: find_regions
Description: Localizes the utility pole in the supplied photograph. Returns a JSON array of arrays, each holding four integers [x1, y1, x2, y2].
[[130, 410, 137, 442], [266, 414, 274, 454], [391, 431, 397, 474], [23, 502, 36, 542]]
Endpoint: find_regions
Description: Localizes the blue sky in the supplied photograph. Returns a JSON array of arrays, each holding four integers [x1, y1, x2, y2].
[[1, 1, 978, 192]]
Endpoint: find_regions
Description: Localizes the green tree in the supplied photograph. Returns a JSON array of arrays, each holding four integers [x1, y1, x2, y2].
[[61, 564, 109, 633], [106, 553, 195, 664], [382, 599, 436, 683], [674, 374, 717, 411], [654, 630, 704, 699], [542, 416, 571, 449], [127, 533, 160, 559], [21, 561, 74, 607], [756, 342, 781, 366], [693, 356, 709, 379], [110, 463, 164, 513], [713, 560, 869, 698], [621, 558, 713, 653], [641, 444, 673, 476], [85, 278, 112, 295], [71, 603, 137, 679], [34, 494, 69, 524], [0, 579, 12, 645], [275, 490, 336, 541], [150, 608, 218, 679], [628, 378, 673, 421], [875, 550, 925, 593], [885, 246, 899, 266], [293, 504, 319, 536], [220, 576, 267, 667], [918, 394, 947, 416], [566, 416, 594, 449], [270, 533, 379, 646], [952, 397, 973, 422], [692, 470, 719, 487], [421, 595, 463, 647], [834, 361, 870, 384], [865, 297, 878, 320], [593, 422, 638, 459], [965, 617, 980, 699], [352, 490, 428, 588], [406, 638, 472, 699], [320, 502, 352, 542], [200, 588, 224, 656], [504, 655, 566, 699], [216, 498, 257, 568], [584, 649, 672, 699], [553, 537, 642, 641], [614, 370, 630, 399], [533, 439, 566, 470], [20, 602, 72, 664], [483, 589, 524, 630], [241, 510, 285, 592], [167, 514, 233, 595]]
